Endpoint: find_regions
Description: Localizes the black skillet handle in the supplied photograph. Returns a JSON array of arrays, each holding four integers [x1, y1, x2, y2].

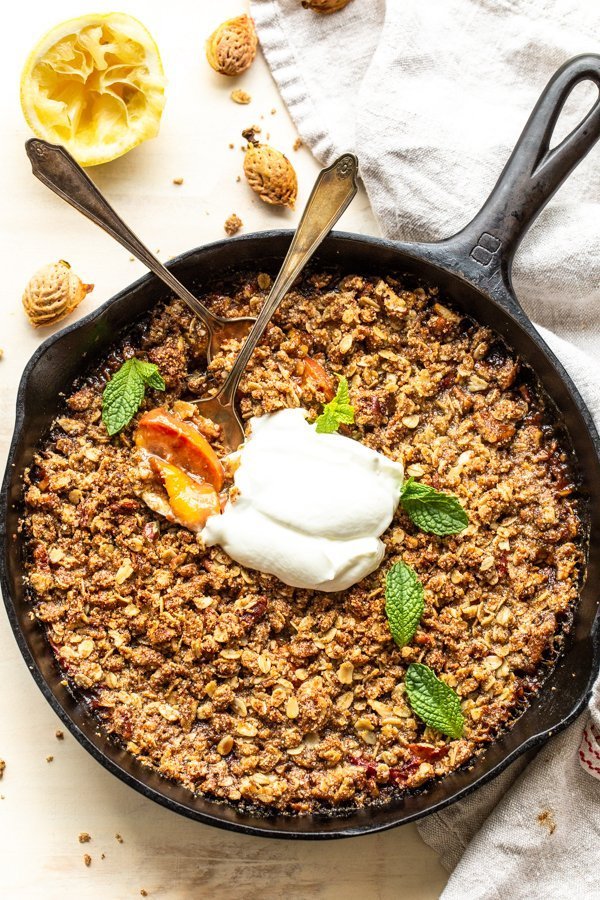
[[435, 54, 600, 309]]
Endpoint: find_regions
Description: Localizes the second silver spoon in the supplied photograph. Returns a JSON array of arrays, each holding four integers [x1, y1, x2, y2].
[[195, 153, 359, 451]]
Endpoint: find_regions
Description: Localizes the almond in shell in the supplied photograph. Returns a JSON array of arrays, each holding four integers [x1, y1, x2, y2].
[[206, 16, 257, 76], [302, 0, 354, 12], [22, 260, 93, 327], [243, 142, 298, 208]]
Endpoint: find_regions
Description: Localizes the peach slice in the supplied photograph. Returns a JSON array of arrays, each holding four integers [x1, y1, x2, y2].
[[135, 408, 224, 490], [150, 458, 220, 531], [301, 357, 335, 401]]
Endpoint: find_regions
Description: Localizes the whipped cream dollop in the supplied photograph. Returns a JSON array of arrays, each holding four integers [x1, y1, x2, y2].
[[202, 408, 404, 592]]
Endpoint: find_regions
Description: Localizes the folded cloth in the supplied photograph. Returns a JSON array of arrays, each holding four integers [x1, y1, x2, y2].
[[250, 1, 600, 895]]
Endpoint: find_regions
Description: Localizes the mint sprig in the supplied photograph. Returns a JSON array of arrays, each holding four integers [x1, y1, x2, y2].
[[385, 561, 424, 649], [400, 478, 468, 536], [102, 358, 166, 436], [405, 663, 464, 739], [315, 374, 354, 434]]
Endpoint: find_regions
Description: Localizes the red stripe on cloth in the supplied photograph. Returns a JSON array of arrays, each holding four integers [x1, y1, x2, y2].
[[579, 723, 600, 779]]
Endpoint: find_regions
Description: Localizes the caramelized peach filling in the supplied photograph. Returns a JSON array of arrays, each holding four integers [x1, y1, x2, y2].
[[135, 407, 224, 490], [135, 408, 225, 531], [150, 457, 220, 531]]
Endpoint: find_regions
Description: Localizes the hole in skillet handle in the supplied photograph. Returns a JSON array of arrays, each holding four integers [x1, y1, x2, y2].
[[421, 54, 600, 307]]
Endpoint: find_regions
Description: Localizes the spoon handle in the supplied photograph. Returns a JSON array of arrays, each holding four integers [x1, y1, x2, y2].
[[25, 139, 219, 329], [220, 152, 359, 404]]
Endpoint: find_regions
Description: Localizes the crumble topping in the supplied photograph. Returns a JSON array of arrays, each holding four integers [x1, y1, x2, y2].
[[22, 270, 582, 814]]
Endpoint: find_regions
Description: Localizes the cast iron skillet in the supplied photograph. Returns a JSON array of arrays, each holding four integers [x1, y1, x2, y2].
[[2, 55, 600, 839]]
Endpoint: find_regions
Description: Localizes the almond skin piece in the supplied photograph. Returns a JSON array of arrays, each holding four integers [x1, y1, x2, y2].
[[206, 16, 257, 76], [135, 408, 225, 490], [243, 143, 298, 208], [302, 0, 354, 12], [22, 260, 93, 327]]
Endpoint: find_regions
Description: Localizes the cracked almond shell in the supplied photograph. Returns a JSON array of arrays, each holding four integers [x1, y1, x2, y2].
[[22, 260, 93, 327], [243, 144, 298, 208], [206, 15, 257, 77], [302, 0, 354, 12]]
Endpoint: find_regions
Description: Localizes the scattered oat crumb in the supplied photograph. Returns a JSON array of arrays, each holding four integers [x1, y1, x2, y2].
[[242, 125, 261, 143], [537, 809, 556, 834], [231, 89, 251, 105], [229, 143, 235, 149], [0, 759, 5, 779], [140, 891, 148, 897], [46, 755, 54, 763], [0, 349, 4, 360], [101, 853, 106, 860], [115, 833, 124, 843], [129, 257, 135, 262], [271, 108, 276, 115], [55, 729, 64, 740], [83, 854, 92, 867], [224, 214, 243, 237], [78, 832, 91, 843], [236, 176, 241, 182], [293, 137, 303, 151]]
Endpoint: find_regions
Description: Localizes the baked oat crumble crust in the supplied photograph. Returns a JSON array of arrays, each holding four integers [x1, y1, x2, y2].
[[22, 270, 582, 814]]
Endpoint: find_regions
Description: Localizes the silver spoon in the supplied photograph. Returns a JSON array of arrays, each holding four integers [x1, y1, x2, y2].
[[25, 139, 255, 362], [195, 152, 359, 450]]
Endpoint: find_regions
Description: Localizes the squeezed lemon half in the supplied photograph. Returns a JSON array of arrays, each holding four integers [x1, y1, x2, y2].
[[20, 12, 166, 166]]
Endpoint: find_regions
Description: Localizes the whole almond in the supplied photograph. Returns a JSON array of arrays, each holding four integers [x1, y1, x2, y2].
[[243, 143, 298, 208], [22, 261, 93, 327], [302, 0, 354, 13], [206, 16, 257, 77]]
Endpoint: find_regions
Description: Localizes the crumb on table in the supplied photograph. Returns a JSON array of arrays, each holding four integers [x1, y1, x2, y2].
[[224, 214, 243, 236], [231, 89, 251, 104]]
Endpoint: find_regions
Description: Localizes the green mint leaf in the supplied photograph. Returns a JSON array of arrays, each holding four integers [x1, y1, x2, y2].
[[135, 359, 166, 391], [385, 561, 424, 649], [400, 478, 468, 536], [405, 663, 464, 739], [102, 358, 165, 436], [315, 375, 355, 434]]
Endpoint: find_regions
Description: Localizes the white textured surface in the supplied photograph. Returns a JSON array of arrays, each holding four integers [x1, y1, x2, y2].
[[250, 1, 600, 898], [0, 2, 446, 898]]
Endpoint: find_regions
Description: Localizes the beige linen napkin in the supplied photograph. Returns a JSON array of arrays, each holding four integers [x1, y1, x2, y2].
[[250, 1, 600, 895]]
